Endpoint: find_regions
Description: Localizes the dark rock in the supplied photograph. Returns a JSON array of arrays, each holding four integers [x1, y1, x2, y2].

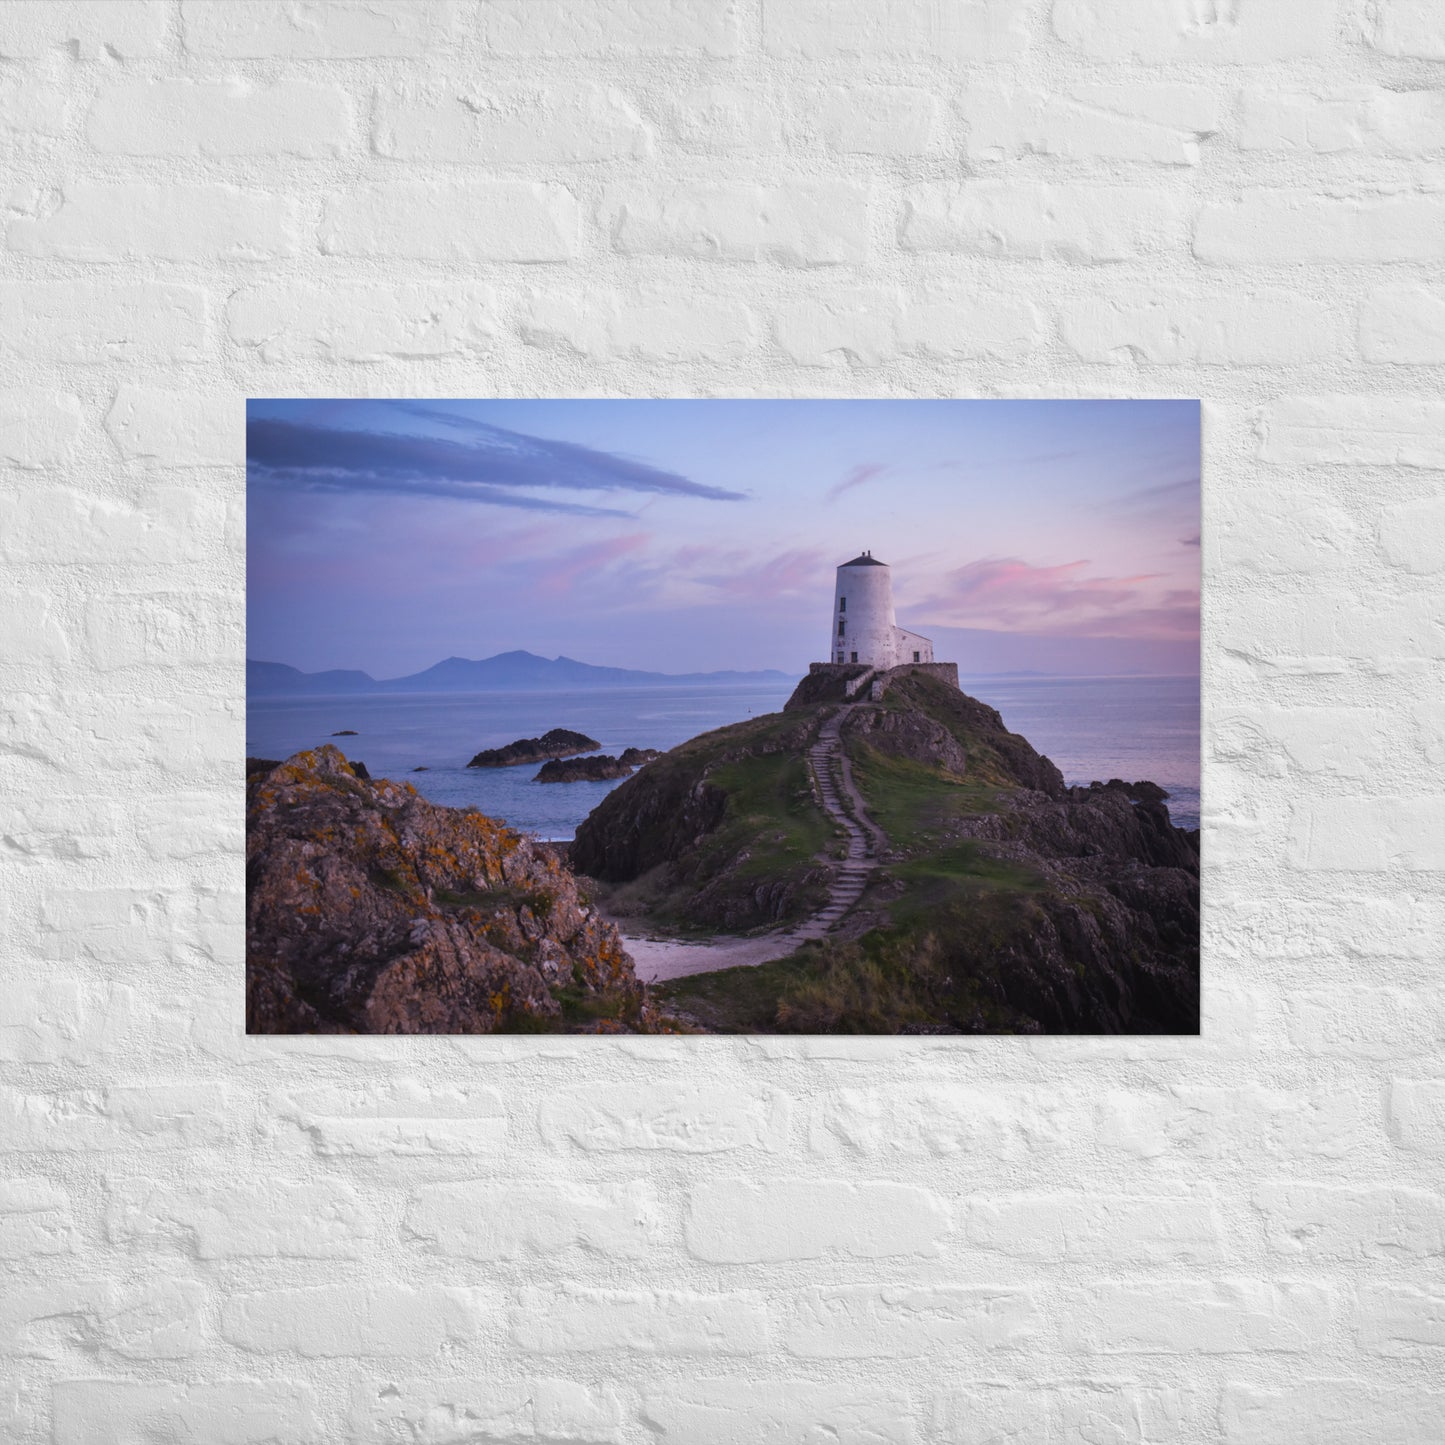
[[619, 747, 661, 767], [412, 766, 429, 772], [535, 754, 632, 783], [349, 760, 370, 780], [331, 729, 358, 736], [246, 745, 646, 1034], [246, 757, 282, 776], [467, 727, 601, 769]]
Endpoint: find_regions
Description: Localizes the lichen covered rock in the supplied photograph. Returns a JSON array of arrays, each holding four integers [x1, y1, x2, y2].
[[246, 746, 644, 1033]]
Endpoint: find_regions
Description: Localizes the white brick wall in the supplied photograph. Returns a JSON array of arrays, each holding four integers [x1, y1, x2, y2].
[[0, 1, 1440, 1439]]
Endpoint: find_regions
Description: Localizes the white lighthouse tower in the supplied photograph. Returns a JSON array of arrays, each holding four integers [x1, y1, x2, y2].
[[830, 551, 934, 669]]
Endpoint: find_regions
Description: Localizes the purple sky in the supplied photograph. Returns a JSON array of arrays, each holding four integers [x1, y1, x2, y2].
[[247, 398, 1200, 678]]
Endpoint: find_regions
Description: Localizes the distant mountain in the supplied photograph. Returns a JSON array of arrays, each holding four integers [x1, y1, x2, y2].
[[247, 651, 800, 697]]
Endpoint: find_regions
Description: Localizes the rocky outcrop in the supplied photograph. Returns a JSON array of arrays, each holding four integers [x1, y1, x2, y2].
[[536, 754, 632, 783], [247, 746, 647, 1034], [577, 672, 1198, 1034], [466, 728, 599, 769], [619, 747, 660, 766]]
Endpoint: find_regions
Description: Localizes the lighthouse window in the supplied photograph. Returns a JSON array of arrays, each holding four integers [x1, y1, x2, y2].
[[837, 619, 845, 636], [913, 651, 921, 662], [850, 651, 858, 663], [839, 597, 846, 612]]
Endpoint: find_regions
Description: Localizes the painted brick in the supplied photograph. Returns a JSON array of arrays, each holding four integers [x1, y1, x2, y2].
[[1367, 1, 1445, 59], [0, 391, 83, 468], [540, 1083, 789, 1153], [521, 286, 759, 363], [605, 182, 869, 265], [0, 1085, 231, 1153], [966, 1192, 1225, 1262], [0, 977, 132, 1062], [687, 1179, 949, 1261], [0, 486, 215, 566], [1, 1278, 207, 1359], [1288, 796, 1445, 870], [104, 386, 238, 466], [88, 79, 351, 157], [84, 590, 238, 670], [221, 1283, 489, 1357], [641, 1380, 914, 1443], [0, 72, 68, 135], [1259, 396, 1445, 468], [1220, 1381, 1445, 1445], [1354, 1283, 1445, 1354], [1195, 190, 1445, 264], [897, 287, 1043, 359], [773, 288, 903, 367], [934, 1383, 1192, 1443], [0, 1, 166, 58], [1238, 86, 1445, 156], [480, 0, 741, 57], [1063, 1281, 1333, 1354], [0, 1179, 75, 1259], [784, 1284, 1039, 1358], [107, 1178, 375, 1259], [1390, 1078, 1445, 1153], [1054, 0, 1336, 62], [181, 0, 464, 57], [347, 1377, 624, 1443], [320, 182, 578, 262], [763, 0, 1025, 59], [52, 1380, 319, 1445], [1283, 988, 1445, 1058], [1254, 1183, 1445, 1258], [511, 1285, 767, 1354], [807, 85, 942, 156], [405, 1179, 662, 1259], [664, 83, 783, 154], [228, 281, 497, 363], [1380, 495, 1445, 573], [1361, 285, 1445, 362], [1059, 288, 1332, 365], [1217, 590, 1445, 674], [961, 82, 1221, 165], [376, 84, 650, 164], [269, 1081, 507, 1156], [0, 282, 209, 365], [901, 182, 1186, 261], [812, 1084, 1071, 1156], [7, 182, 304, 263]]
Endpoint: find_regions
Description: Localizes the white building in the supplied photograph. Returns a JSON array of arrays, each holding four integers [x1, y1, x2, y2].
[[829, 551, 935, 669]]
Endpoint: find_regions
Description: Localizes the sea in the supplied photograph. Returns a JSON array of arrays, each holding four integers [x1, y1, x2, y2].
[[247, 675, 1201, 839]]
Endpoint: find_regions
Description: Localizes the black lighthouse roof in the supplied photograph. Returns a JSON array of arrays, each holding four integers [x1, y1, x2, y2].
[[840, 551, 886, 567]]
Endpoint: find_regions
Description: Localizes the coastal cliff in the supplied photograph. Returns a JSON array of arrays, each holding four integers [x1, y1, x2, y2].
[[572, 672, 1199, 1034], [246, 746, 649, 1033]]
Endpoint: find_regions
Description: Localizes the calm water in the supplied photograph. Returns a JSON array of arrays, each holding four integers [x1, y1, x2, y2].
[[248, 675, 1200, 838]]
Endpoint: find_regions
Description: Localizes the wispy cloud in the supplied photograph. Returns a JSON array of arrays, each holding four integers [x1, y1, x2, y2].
[[916, 556, 1196, 640], [827, 463, 887, 502], [696, 548, 829, 600], [247, 414, 746, 515]]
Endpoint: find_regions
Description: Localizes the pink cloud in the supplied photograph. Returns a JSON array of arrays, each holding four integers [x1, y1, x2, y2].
[[696, 548, 830, 600], [915, 557, 1197, 641], [827, 463, 887, 501], [530, 532, 653, 598]]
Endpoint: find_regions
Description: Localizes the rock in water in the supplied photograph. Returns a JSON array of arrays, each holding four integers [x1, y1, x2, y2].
[[535, 754, 632, 783], [246, 746, 643, 1033], [619, 747, 661, 766], [467, 727, 600, 769]]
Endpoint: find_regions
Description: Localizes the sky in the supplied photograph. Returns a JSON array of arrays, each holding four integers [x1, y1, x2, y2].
[[247, 398, 1200, 678]]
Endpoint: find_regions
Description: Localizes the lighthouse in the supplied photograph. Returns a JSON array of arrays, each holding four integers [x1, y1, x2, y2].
[[830, 551, 934, 669]]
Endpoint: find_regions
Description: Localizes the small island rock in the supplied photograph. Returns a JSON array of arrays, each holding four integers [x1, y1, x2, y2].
[[536, 754, 633, 784], [619, 747, 661, 766], [467, 727, 600, 769]]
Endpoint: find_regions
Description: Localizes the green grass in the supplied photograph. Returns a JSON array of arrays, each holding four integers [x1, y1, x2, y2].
[[847, 743, 1002, 855]]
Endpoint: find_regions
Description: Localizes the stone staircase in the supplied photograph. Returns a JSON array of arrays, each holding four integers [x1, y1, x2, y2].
[[796, 705, 885, 940]]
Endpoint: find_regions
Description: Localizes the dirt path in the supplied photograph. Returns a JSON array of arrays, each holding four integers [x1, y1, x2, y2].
[[623, 704, 886, 983]]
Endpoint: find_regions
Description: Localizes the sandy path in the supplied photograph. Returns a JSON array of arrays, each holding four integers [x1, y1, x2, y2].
[[619, 704, 886, 983]]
